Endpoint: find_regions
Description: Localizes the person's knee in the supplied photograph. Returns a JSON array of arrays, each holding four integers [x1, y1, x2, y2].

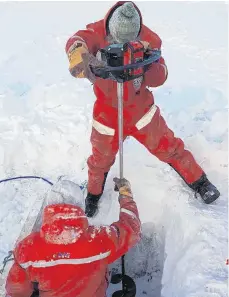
[[87, 152, 116, 172], [152, 135, 184, 161]]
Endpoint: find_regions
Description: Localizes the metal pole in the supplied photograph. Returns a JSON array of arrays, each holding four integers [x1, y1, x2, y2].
[[117, 82, 126, 293], [117, 82, 124, 179]]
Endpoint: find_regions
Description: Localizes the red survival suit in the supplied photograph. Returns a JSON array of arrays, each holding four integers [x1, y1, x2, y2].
[[6, 194, 141, 297], [65, 1, 204, 195]]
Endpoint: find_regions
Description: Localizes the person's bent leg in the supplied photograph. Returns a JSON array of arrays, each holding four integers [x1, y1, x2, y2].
[[132, 104, 220, 203]]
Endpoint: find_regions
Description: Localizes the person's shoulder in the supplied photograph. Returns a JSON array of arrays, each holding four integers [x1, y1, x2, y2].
[[88, 225, 117, 241], [84, 226, 116, 255], [86, 19, 104, 33], [14, 232, 40, 261], [140, 24, 162, 48]]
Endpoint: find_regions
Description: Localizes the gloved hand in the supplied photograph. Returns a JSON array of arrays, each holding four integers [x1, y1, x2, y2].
[[113, 177, 133, 198], [67, 41, 106, 83], [140, 41, 152, 55], [82, 52, 107, 83]]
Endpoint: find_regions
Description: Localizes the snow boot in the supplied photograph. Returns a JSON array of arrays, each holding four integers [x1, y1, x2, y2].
[[189, 173, 220, 204], [31, 291, 39, 297], [85, 172, 108, 217]]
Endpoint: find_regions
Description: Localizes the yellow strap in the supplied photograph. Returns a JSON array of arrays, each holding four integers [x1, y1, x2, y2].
[[119, 186, 132, 197], [77, 70, 85, 78], [68, 42, 88, 69]]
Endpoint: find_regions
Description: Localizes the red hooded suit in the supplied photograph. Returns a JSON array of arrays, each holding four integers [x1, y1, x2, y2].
[[65, 1, 203, 195], [6, 182, 141, 297]]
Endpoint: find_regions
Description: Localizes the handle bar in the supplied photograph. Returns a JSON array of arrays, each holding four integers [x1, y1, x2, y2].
[[91, 49, 161, 78]]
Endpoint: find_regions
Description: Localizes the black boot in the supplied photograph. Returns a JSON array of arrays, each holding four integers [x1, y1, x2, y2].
[[85, 172, 108, 217], [189, 173, 220, 204], [85, 193, 102, 217], [31, 282, 39, 297]]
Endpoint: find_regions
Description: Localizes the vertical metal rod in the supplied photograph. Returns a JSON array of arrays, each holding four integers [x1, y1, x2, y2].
[[117, 82, 124, 179], [117, 82, 125, 292]]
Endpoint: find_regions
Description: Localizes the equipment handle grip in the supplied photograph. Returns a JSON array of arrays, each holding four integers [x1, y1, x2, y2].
[[91, 49, 161, 78]]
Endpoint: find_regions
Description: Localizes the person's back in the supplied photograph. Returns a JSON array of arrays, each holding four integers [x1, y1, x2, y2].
[[6, 178, 141, 297]]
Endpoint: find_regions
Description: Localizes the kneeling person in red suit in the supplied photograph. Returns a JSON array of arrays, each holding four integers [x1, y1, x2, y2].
[[6, 178, 141, 297]]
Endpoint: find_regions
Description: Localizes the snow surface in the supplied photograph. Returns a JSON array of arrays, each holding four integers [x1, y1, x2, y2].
[[0, 1, 228, 297]]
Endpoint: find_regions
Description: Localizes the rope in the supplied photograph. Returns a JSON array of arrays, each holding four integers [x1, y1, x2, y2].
[[0, 176, 53, 186], [0, 251, 14, 274]]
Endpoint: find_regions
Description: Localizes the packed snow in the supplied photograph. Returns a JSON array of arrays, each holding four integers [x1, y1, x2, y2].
[[0, 1, 228, 297]]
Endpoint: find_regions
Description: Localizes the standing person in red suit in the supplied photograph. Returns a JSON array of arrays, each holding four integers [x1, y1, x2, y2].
[[65, 1, 220, 217], [6, 178, 141, 297]]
